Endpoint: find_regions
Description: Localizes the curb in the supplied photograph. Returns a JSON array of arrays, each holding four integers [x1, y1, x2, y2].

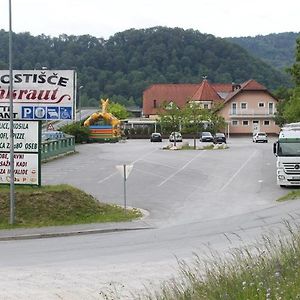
[[0, 225, 154, 241]]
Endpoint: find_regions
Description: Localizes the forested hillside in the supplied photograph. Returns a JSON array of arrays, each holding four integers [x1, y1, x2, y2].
[[227, 32, 300, 71], [0, 27, 291, 107]]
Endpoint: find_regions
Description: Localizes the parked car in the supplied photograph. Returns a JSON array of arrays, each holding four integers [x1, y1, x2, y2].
[[214, 133, 226, 144], [150, 132, 162, 142], [200, 131, 214, 142], [169, 132, 182, 142], [253, 132, 268, 143]]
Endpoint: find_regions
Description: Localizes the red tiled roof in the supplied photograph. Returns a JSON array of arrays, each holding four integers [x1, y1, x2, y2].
[[212, 83, 233, 93], [143, 83, 199, 115], [191, 80, 222, 101], [224, 79, 270, 103]]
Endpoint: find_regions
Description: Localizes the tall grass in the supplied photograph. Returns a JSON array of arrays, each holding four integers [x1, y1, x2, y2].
[[139, 222, 300, 300]]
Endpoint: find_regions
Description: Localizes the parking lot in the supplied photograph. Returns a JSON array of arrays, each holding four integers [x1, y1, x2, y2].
[[42, 136, 287, 227]]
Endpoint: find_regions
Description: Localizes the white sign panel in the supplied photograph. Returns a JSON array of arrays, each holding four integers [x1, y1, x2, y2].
[[0, 120, 39, 152], [116, 164, 133, 179], [0, 70, 75, 120], [0, 152, 39, 185]]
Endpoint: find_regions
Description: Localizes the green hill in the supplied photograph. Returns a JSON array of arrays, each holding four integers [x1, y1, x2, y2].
[[0, 27, 291, 107], [227, 32, 300, 71]]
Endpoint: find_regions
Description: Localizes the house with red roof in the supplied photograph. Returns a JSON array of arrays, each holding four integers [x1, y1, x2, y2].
[[142, 79, 280, 135]]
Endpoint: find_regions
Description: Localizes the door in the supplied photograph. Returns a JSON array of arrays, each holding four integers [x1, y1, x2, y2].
[[253, 120, 259, 132], [232, 103, 237, 115]]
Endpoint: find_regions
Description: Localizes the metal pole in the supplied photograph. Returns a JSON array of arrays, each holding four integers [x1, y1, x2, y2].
[[123, 164, 127, 213], [79, 86, 83, 122], [8, 0, 15, 225]]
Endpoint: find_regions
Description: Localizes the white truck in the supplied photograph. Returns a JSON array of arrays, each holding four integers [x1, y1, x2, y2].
[[273, 123, 300, 187]]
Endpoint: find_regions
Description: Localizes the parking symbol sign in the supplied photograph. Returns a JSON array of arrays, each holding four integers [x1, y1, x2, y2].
[[22, 106, 34, 119]]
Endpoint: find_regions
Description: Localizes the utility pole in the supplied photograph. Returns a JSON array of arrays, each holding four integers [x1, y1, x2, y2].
[[8, 0, 15, 225]]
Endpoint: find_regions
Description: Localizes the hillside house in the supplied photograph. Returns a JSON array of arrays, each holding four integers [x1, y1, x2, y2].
[[142, 79, 280, 135]]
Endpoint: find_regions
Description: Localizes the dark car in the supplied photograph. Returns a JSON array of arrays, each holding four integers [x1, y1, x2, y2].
[[150, 132, 162, 142], [213, 133, 226, 144], [200, 131, 214, 142]]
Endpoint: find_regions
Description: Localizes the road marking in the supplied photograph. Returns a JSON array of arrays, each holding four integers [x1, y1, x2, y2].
[[158, 151, 206, 187], [220, 150, 257, 192], [98, 148, 158, 184]]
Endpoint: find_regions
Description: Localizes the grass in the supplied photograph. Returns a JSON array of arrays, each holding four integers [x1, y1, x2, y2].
[[277, 189, 300, 202], [0, 184, 142, 229], [139, 223, 300, 300]]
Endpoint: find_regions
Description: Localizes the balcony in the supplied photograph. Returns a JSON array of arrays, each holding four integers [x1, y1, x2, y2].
[[229, 108, 275, 118]]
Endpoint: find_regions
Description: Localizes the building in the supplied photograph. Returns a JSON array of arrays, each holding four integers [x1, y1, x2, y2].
[[142, 79, 280, 135]]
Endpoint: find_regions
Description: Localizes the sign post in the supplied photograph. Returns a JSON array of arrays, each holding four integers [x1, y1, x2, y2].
[[116, 164, 133, 212]]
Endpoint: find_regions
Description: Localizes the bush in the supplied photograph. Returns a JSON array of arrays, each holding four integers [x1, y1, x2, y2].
[[60, 122, 90, 143]]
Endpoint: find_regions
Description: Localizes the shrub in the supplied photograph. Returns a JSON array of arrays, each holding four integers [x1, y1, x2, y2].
[[60, 122, 90, 143]]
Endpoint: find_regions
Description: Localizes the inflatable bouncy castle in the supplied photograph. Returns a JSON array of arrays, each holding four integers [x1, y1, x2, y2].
[[84, 99, 121, 142]]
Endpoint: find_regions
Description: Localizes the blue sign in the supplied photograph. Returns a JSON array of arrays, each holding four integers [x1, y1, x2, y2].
[[60, 107, 72, 119], [34, 107, 47, 119], [21, 106, 34, 119], [47, 107, 59, 119]]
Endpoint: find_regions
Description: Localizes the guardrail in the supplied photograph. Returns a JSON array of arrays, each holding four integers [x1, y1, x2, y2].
[[41, 136, 76, 161]]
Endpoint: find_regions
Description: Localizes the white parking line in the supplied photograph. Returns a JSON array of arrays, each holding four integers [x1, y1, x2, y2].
[[158, 151, 206, 187], [97, 148, 158, 184], [219, 150, 257, 192]]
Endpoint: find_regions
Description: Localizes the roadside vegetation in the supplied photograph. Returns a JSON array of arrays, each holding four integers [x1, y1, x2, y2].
[[0, 184, 141, 229], [277, 189, 300, 202], [138, 222, 300, 300]]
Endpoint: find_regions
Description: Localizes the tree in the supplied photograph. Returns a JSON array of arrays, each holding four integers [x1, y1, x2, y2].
[[282, 38, 300, 123], [182, 102, 209, 149], [108, 102, 129, 120], [283, 87, 300, 123], [158, 101, 182, 145]]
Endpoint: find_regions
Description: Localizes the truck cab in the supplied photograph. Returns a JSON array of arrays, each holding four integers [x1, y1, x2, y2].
[[273, 123, 300, 187]]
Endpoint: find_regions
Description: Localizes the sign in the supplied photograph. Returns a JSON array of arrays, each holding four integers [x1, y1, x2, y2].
[[47, 123, 55, 131], [0, 120, 39, 153], [0, 152, 40, 185], [116, 164, 133, 179], [0, 70, 75, 120]]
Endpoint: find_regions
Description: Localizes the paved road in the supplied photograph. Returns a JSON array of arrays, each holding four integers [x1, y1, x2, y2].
[[0, 137, 299, 299]]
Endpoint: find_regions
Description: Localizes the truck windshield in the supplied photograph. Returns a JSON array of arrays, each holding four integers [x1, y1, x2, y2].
[[278, 142, 300, 156]]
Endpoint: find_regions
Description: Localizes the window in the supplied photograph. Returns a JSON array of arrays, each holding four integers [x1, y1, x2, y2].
[[264, 120, 270, 126], [153, 100, 157, 108], [232, 103, 237, 115], [268, 102, 274, 114], [232, 120, 238, 126], [242, 120, 249, 126], [258, 102, 265, 107], [203, 104, 209, 109], [241, 103, 247, 109]]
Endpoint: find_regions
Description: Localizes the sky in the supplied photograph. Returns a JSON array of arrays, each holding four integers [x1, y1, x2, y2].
[[0, 0, 299, 39]]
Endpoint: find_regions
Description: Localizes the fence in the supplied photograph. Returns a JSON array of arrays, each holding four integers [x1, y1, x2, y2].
[[41, 136, 76, 161]]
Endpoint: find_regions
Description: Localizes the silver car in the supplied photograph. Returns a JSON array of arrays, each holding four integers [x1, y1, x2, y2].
[[253, 132, 268, 143]]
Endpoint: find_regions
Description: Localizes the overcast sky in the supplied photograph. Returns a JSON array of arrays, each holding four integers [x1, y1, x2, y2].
[[1, 0, 299, 39]]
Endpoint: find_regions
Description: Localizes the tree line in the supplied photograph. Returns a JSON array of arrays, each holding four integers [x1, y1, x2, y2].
[[0, 27, 292, 108]]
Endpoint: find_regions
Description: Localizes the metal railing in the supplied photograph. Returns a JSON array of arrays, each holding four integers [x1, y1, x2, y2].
[[41, 136, 76, 161]]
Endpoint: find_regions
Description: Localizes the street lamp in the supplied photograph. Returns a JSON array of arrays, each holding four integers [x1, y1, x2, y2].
[[78, 85, 83, 122]]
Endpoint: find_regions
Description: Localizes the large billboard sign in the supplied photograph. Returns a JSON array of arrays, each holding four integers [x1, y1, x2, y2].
[[0, 120, 39, 152], [0, 120, 41, 185], [0, 152, 40, 185], [0, 70, 75, 120]]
